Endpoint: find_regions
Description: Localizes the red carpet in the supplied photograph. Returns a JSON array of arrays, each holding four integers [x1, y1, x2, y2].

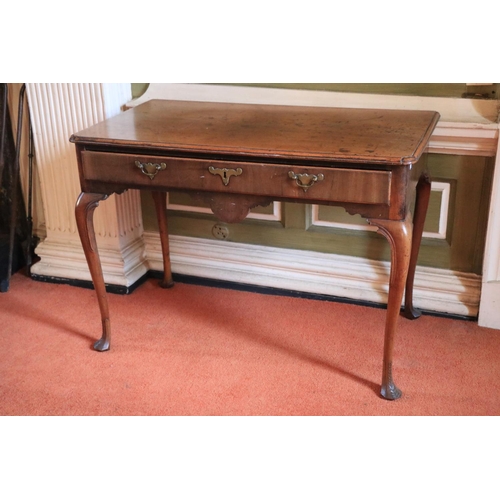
[[1, 271, 499, 415]]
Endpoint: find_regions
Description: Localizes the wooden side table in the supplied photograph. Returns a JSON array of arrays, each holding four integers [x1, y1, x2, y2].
[[71, 100, 439, 400]]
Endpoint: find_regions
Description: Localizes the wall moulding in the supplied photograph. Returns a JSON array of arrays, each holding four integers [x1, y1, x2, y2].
[[310, 180, 450, 240]]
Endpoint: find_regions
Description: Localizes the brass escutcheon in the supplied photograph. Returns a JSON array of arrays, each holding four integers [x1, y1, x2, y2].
[[135, 161, 167, 180], [288, 171, 325, 192], [208, 166, 243, 186]]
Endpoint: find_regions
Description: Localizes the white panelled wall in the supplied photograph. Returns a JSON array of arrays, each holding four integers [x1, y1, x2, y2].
[[20, 83, 500, 328]]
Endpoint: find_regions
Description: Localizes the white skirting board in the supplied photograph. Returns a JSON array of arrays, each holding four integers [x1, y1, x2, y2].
[[144, 232, 481, 318]]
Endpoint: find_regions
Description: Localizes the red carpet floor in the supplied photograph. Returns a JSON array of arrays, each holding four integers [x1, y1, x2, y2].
[[1, 271, 499, 415]]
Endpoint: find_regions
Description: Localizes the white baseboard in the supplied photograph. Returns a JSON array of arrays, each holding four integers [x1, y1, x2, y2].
[[31, 230, 481, 316], [144, 232, 481, 318]]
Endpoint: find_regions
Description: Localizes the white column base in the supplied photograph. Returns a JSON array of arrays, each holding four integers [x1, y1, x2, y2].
[[31, 233, 148, 288]]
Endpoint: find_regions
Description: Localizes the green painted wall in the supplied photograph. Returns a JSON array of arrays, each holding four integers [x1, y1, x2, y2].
[[141, 154, 494, 275], [131, 83, 149, 98]]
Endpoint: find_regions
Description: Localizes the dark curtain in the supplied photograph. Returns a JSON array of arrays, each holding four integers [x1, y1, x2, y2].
[[0, 84, 28, 291]]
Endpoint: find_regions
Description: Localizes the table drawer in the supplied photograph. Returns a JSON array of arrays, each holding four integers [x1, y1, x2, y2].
[[81, 150, 392, 205]]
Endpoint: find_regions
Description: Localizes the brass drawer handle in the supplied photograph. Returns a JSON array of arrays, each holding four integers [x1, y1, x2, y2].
[[208, 166, 243, 186], [135, 161, 167, 180], [288, 171, 324, 192]]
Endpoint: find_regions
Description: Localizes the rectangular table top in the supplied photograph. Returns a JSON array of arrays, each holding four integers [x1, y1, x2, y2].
[[70, 99, 440, 166]]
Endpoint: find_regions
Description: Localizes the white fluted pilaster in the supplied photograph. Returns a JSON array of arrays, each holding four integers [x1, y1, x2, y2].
[[26, 83, 147, 287]]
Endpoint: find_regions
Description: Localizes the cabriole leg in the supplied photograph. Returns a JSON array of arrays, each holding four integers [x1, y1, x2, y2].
[[368, 215, 413, 400], [75, 192, 111, 351], [151, 191, 174, 288], [404, 172, 432, 320]]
